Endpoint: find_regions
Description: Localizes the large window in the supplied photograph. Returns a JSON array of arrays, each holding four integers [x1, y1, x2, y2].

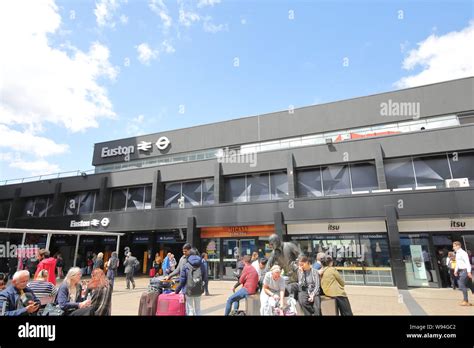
[[164, 179, 215, 208], [224, 171, 288, 203], [413, 155, 451, 188], [350, 162, 378, 192], [297, 168, 323, 198], [384, 158, 416, 189], [110, 185, 152, 211], [64, 191, 97, 215], [449, 151, 474, 185], [297, 161, 377, 197], [322, 164, 351, 196], [385, 152, 473, 189], [23, 196, 53, 217]]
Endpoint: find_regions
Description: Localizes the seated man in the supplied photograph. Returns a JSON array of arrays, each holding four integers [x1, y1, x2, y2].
[[297, 255, 321, 316], [252, 257, 268, 293], [0, 270, 40, 316], [224, 255, 258, 315]]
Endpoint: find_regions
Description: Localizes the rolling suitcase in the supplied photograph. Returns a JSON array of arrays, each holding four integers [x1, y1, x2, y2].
[[138, 291, 160, 316], [156, 293, 186, 316]]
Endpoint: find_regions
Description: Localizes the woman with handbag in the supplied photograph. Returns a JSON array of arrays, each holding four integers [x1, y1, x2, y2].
[[56, 267, 92, 316]]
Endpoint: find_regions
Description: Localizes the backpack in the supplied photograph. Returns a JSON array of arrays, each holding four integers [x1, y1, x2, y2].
[[133, 259, 140, 272], [185, 263, 204, 296]]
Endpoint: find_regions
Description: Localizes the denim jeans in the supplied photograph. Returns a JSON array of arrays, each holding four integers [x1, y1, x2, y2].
[[458, 269, 470, 302], [224, 288, 249, 315]]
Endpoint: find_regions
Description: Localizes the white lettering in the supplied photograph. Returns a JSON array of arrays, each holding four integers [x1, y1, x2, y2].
[[100, 145, 135, 158], [18, 323, 56, 342]]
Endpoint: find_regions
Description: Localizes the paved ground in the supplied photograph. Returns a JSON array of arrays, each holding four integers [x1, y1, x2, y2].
[[110, 276, 474, 315]]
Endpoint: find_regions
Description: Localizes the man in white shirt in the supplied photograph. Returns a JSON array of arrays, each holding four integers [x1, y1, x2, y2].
[[453, 241, 473, 306]]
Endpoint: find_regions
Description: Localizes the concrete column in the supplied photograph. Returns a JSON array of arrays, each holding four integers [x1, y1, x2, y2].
[[152, 170, 164, 208], [96, 177, 109, 211], [214, 162, 224, 204], [274, 211, 287, 241], [186, 216, 200, 251], [287, 153, 296, 199], [51, 182, 63, 216], [385, 205, 407, 289], [375, 144, 388, 189], [6, 188, 22, 228]]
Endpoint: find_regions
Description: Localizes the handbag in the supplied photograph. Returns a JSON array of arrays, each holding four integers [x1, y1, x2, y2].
[[39, 303, 64, 316]]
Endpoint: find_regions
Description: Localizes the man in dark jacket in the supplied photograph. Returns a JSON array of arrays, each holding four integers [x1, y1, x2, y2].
[[123, 252, 139, 290], [175, 249, 208, 316], [0, 270, 40, 316]]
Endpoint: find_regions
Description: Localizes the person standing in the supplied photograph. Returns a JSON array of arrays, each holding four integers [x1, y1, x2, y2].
[[162, 252, 171, 275], [224, 255, 258, 315], [320, 255, 353, 316], [453, 241, 473, 306], [175, 248, 208, 316], [201, 252, 210, 296], [123, 252, 139, 290], [93, 252, 104, 270], [106, 252, 119, 289], [34, 249, 57, 285], [297, 255, 321, 316], [152, 253, 162, 276], [165, 244, 192, 280], [447, 252, 458, 290], [55, 252, 64, 280]]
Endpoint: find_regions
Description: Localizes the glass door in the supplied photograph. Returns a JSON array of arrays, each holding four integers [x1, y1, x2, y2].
[[222, 239, 238, 280], [400, 234, 438, 287]]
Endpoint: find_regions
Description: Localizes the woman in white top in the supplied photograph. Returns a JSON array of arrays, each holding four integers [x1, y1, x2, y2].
[[260, 265, 286, 315]]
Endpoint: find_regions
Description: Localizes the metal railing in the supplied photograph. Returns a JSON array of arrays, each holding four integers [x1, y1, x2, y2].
[[1, 169, 95, 186]]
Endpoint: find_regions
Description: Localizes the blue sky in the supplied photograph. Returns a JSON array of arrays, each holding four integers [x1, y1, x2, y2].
[[0, 0, 473, 181]]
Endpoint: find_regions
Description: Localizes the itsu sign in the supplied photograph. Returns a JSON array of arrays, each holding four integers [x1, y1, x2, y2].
[[70, 217, 110, 228]]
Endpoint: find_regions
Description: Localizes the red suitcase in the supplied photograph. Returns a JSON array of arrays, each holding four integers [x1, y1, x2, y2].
[[156, 293, 186, 316]]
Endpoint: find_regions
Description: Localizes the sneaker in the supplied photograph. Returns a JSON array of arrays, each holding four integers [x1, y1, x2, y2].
[[460, 301, 472, 306], [132, 284, 136, 289], [205, 292, 210, 296]]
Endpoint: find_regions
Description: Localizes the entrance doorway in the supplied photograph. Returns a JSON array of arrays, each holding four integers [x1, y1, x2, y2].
[[222, 239, 256, 280]]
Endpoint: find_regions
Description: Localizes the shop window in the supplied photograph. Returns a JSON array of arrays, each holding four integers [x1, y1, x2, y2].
[[350, 162, 378, 192], [384, 157, 416, 189], [110, 185, 152, 211], [248, 173, 270, 201], [23, 196, 53, 217], [202, 179, 215, 205], [413, 155, 451, 188], [182, 181, 202, 207], [297, 168, 323, 198], [270, 171, 288, 200], [65, 192, 97, 215], [322, 164, 351, 196], [224, 176, 247, 203], [449, 151, 474, 185], [110, 188, 127, 211]]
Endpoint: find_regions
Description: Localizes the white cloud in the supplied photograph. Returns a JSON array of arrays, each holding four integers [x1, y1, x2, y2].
[[179, 9, 200, 27], [197, 0, 221, 7], [0, 0, 118, 176], [203, 17, 227, 33], [119, 14, 128, 25], [395, 21, 474, 88], [136, 43, 159, 64], [94, 0, 120, 28], [161, 40, 176, 53], [126, 114, 146, 135], [9, 159, 61, 176], [149, 0, 172, 29]]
